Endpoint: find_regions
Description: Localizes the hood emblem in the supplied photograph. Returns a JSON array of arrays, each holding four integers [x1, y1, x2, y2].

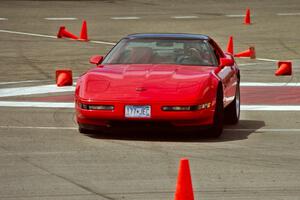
[[136, 87, 147, 92]]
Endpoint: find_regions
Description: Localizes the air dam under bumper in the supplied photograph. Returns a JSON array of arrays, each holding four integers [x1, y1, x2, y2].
[[76, 101, 215, 128]]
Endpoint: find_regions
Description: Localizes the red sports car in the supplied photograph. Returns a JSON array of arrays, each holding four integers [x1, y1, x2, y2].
[[75, 33, 240, 137]]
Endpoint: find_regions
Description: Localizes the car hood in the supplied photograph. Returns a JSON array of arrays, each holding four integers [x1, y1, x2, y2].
[[78, 64, 215, 103]]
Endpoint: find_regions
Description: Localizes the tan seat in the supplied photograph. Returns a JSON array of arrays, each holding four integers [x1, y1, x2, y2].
[[130, 47, 153, 64]]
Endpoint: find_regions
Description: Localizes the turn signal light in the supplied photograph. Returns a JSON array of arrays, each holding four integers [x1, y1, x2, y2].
[[196, 102, 212, 110], [80, 103, 114, 110], [162, 103, 211, 111]]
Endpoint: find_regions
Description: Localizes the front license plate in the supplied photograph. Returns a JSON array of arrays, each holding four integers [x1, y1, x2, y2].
[[125, 105, 151, 118]]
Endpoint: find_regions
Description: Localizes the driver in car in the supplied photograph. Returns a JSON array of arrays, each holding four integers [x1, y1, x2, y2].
[[177, 42, 212, 65]]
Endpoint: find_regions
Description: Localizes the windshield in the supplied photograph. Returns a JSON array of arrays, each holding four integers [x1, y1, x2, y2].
[[102, 38, 218, 66]]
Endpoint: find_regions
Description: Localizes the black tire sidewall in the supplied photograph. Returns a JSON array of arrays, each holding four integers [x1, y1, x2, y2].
[[209, 86, 224, 138]]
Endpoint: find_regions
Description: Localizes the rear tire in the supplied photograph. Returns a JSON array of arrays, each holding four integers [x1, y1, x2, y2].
[[225, 83, 240, 124], [209, 86, 224, 138]]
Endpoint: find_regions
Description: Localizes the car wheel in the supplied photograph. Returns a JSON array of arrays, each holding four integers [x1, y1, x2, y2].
[[78, 127, 87, 134], [78, 124, 94, 134], [225, 83, 240, 124], [209, 86, 224, 138]]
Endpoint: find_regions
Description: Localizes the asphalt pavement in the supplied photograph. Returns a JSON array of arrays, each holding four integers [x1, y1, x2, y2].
[[0, 1, 300, 199]]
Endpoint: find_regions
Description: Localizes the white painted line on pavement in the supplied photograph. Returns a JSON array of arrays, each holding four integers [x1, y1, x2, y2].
[[0, 82, 298, 98], [0, 125, 299, 132], [0, 80, 50, 85], [225, 14, 245, 17], [0, 77, 79, 86], [172, 16, 199, 19], [277, 13, 300, 16], [111, 17, 140, 20], [0, 29, 115, 45], [256, 58, 278, 62], [235, 57, 278, 62], [0, 18, 8, 20], [90, 40, 116, 45], [0, 125, 76, 130], [226, 128, 300, 132], [238, 63, 261, 66], [242, 105, 300, 111], [0, 101, 74, 108], [240, 82, 300, 86], [0, 101, 300, 111], [44, 17, 77, 20], [0, 84, 75, 97], [0, 29, 56, 39]]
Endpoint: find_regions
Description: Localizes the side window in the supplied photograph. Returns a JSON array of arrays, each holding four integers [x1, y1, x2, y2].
[[205, 41, 218, 66], [208, 40, 225, 66]]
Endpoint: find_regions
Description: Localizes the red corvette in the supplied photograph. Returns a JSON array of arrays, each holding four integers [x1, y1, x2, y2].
[[75, 33, 240, 137]]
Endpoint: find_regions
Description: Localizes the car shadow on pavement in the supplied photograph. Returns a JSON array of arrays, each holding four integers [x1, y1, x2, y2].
[[82, 119, 265, 142], [220, 119, 266, 142]]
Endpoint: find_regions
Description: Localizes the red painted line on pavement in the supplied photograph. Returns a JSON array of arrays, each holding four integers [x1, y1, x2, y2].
[[241, 86, 300, 105], [0, 94, 74, 102], [1, 86, 299, 105], [29, 94, 75, 102]]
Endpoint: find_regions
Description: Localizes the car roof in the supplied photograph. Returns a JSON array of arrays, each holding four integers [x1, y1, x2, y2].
[[126, 33, 210, 40]]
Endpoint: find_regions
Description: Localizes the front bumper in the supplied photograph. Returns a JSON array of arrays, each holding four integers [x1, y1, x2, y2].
[[76, 100, 215, 128]]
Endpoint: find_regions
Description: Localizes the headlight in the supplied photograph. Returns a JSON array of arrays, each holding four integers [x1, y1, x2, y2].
[[162, 106, 194, 111], [162, 102, 211, 111], [79, 103, 114, 110]]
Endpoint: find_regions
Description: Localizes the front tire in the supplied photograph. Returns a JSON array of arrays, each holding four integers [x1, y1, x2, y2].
[[78, 127, 89, 134], [225, 83, 240, 124], [209, 86, 224, 138], [78, 124, 95, 134]]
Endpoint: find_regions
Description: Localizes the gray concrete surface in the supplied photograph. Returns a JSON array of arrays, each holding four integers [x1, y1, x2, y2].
[[0, 1, 300, 199]]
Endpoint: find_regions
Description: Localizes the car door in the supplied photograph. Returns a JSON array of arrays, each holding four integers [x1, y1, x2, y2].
[[217, 60, 237, 106], [208, 40, 237, 106]]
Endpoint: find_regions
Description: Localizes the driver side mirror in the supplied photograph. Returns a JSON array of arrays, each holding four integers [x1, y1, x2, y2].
[[89, 55, 103, 65], [219, 57, 234, 67]]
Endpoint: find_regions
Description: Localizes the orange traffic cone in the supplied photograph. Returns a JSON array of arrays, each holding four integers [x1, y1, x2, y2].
[[174, 158, 194, 200], [275, 61, 292, 76], [57, 26, 79, 40], [234, 46, 256, 59], [227, 36, 234, 54], [244, 8, 251, 25], [79, 20, 89, 41], [56, 69, 73, 87]]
